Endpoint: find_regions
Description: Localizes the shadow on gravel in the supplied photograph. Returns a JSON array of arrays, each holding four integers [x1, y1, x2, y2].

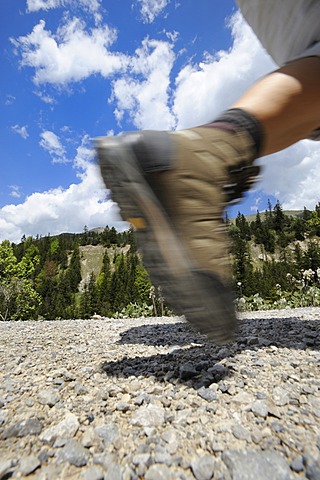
[[100, 316, 319, 389], [118, 316, 320, 350], [101, 345, 231, 389], [118, 321, 201, 347]]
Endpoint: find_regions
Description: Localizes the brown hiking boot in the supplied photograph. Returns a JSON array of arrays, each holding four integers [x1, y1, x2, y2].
[[96, 127, 260, 343]]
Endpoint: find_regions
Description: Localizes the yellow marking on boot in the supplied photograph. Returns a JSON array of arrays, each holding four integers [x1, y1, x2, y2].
[[127, 217, 146, 229]]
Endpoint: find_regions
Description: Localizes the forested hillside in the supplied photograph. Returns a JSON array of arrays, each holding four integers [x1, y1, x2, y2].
[[1, 201, 320, 320], [230, 200, 320, 310], [0, 226, 158, 321]]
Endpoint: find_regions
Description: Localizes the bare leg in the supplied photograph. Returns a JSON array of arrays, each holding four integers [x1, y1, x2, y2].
[[232, 56, 320, 156]]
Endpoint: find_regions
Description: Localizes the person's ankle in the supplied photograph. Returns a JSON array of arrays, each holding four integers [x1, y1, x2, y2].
[[201, 107, 264, 158]]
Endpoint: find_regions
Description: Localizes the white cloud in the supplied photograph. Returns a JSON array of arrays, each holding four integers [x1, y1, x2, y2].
[[9, 185, 22, 199], [257, 141, 320, 211], [35, 91, 56, 104], [5, 94, 16, 106], [173, 12, 275, 129], [136, 0, 170, 23], [13, 18, 127, 85], [11, 124, 29, 139], [0, 136, 126, 243], [26, 0, 102, 15], [111, 37, 176, 130], [40, 130, 68, 163], [27, 0, 61, 12]]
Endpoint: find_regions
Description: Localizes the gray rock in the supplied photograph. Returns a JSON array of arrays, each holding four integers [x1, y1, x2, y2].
[[154, 452, 173, 465], [191, 454, 215, 480], [19, 455, 41, 476], [303, 454, 320, 480], [208, 364, 229, 381], [222, 450, 292, 480], [251, 400, 269, 418], [131, 404, 165, 427], [74, 382, 89, 395], [93, 453, 117, 469], [0, 412, 6, 427], [39, 411, 79, 443], [82, 465, 105, 480], [161, 428, 179, 454], [132, 453, 152, 467], [116, 401, 131, 411], [82, 426, 99, 448], [1, 418, 42, 439], [231, 424, 251, 442], [38, 388, 61, 407], [231, 391, 255, 405], [145, 464, 174, 480], [95, 423, 119, 448], [290, 456, 304, 473], [179, 363, 198, 380], [272, 386, 291, 406], [105, 462, 123, 480], [57, 439, 89, 467], [0, 459, 16, 478], [197, 387, 217, 402]]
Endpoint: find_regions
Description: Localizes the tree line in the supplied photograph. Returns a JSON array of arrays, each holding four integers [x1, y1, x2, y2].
[[2, 202, 320, 319], [0, 226, 152, 320], [230, 201, 320, 302]]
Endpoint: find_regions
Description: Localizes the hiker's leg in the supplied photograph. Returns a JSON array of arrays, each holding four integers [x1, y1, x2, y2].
[[231, 56, 320, 156]]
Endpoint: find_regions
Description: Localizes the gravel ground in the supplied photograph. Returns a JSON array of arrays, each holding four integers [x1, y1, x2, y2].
[[0, 307, 319, 480]]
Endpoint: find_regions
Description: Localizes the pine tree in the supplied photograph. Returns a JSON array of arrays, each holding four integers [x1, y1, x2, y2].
[[252, 210, 264, 244], [273, 201, 285, 232], [79, 272, 99, 318], [79, 282, 90, 319], [126, 253, 138, 303], [134, 263, 152, 304], [98, 250, 112, 315], [235, 212, 251, 240], [110, 254, 128, 313], [66, 243, 82, 292], [109, 227, 118, 245], [88, 272, 99, 315], [0, 240, 41, 320], [231, 232, 254, 295]]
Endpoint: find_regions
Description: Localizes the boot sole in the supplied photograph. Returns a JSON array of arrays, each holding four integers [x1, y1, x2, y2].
[[96, 136, 236, 343]]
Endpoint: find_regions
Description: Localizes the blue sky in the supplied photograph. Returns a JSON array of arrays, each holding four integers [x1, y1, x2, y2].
[[1, 0, 320, 243]]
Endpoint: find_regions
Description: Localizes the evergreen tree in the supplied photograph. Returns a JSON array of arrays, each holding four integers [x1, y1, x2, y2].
[[97, 250, 112, 315], [235, 212, 251, 240], [230, 231, 254, 295], [35, 261, 59, 319], [79, 282, 90, 319], [127, 227, 137, 253], [265, 198, 274, 228], [0, 241, 42, 320], [252, 210, 264, 244], [126, 253, 138, 303], [110, 254, 128, 313], [79, 272, 99, 318], [273, 201, 285, 232], [134, 263, 152, 304], [66, 243, 82, 292], [302, 240, 320, 271]]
